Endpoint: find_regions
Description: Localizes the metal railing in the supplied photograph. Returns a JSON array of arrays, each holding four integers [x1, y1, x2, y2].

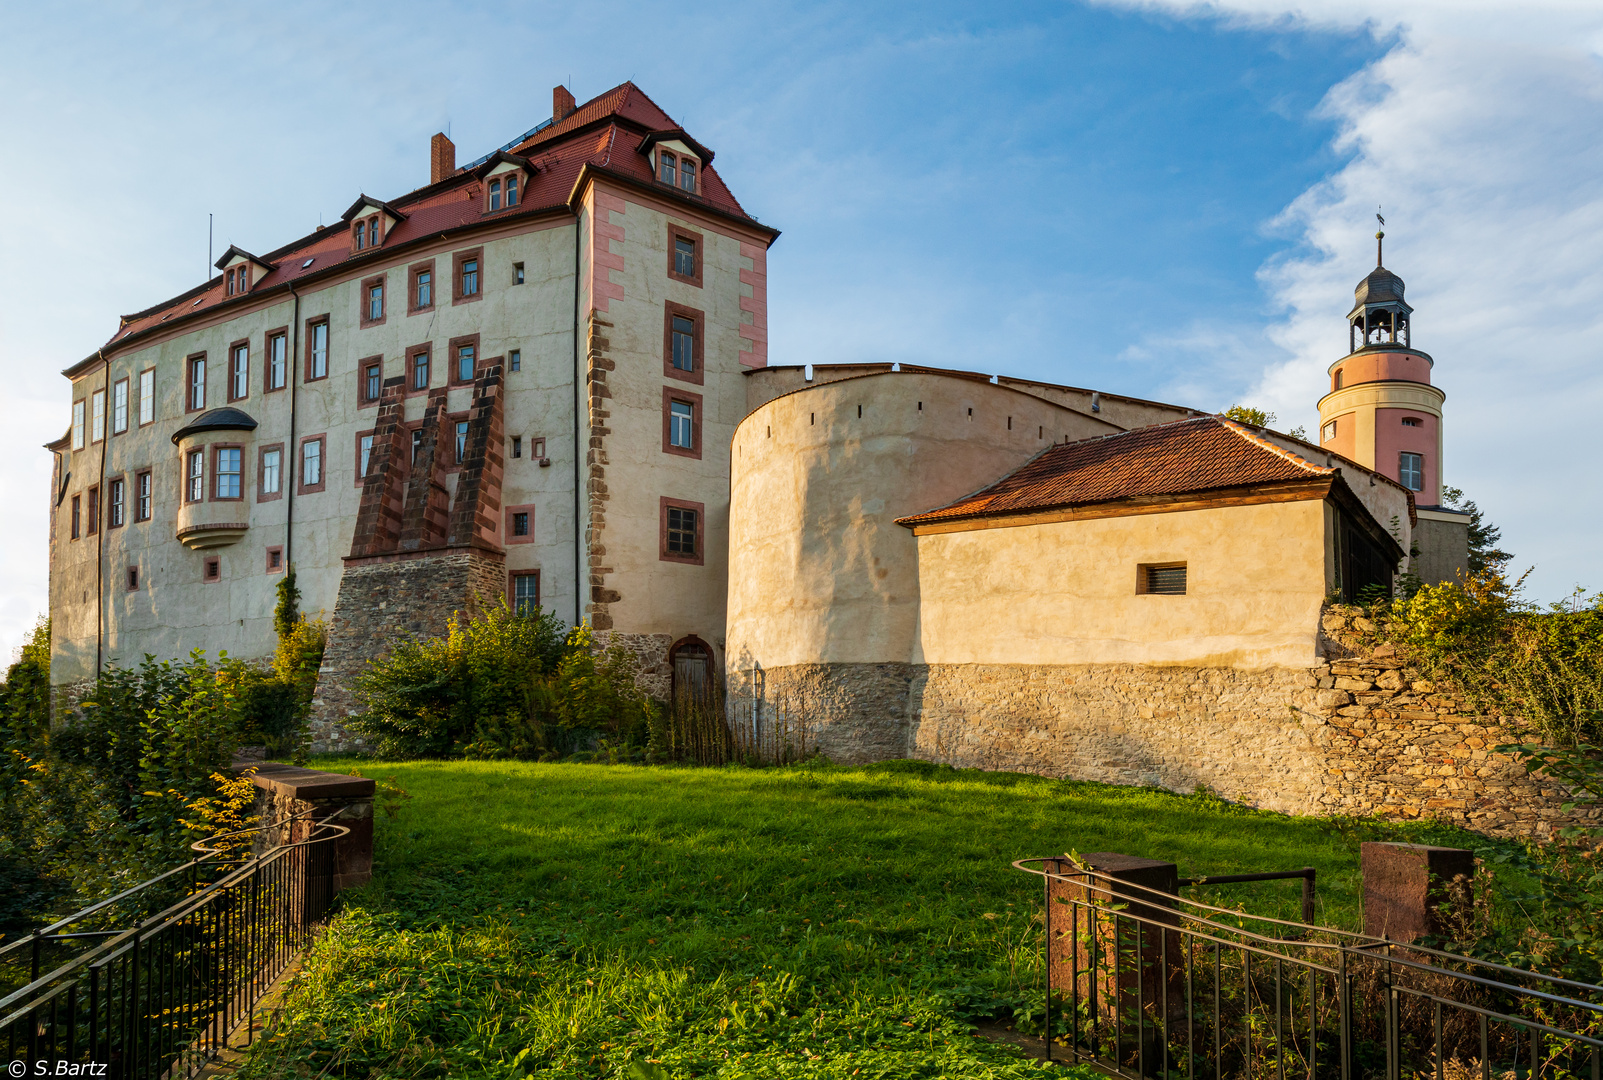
[[1, 812, 347, 1078], [1015, 857, 1603, 1080]]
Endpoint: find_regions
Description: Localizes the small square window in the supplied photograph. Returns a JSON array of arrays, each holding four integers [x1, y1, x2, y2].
[[512, 511, 530, 536], [126, 565, 139, 591], [1401, 417, 1423, 427], [509, 349, 521, 372], [1139, 563, 1187, 596], [203, 556, 221, 583], [267, 546, 284, 573], [1321, 421, 1337, 442]]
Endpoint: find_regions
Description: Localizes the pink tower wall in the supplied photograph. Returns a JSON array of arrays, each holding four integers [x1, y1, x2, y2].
[[1374, 408, 1440, 506]]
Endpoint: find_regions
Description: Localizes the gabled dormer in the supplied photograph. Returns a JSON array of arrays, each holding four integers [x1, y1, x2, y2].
[[471, 152, 535, 214], [341, 195, 407, 255], [639, 130, 713, 196], [213, 246, 276, 297]]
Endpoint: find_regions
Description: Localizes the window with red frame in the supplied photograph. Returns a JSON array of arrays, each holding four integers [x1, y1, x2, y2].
[[230, 343, 249, 400]]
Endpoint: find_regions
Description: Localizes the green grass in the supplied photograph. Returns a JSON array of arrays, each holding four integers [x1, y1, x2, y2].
[[237, 758, 1492, 1079]]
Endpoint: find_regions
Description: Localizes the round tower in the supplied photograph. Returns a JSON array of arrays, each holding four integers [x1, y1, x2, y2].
[[1316, 225, 1446, 508]]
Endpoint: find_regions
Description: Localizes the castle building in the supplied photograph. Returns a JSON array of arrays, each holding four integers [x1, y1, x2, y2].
[[46, 85, 1461, 762]]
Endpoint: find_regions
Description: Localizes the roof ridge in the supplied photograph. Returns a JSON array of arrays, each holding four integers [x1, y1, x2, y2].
[[1215, 417, 1333, 475]]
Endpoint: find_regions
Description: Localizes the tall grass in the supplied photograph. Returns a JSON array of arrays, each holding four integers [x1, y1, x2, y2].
[[652, 682, 810, 767]]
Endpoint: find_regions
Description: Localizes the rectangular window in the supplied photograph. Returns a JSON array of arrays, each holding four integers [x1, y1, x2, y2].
[[455, 421, 469, 463], [412, 349, 431, 390], [307, 321, 329, 380], [512, 435, 522, 459], [267, 332, 287, 390], [1402, 417, 1423, 427], [670, 399, 694, 449], [86, 486, 99, 534], [411, 429, 423, 464], [216, 447, 242, 499], [512, 511, 530, 536], [414, 268, 432, 310], [91, 390, 105, 442], [461, 258, 478, 297], [188, 355, 206, 410], [1399, 452, 1424, 491], [261, 448, 281, 496], [504, 502, 540, 544], [675, 236, 696, 278], [513, 262, 525, 285], [187, 450, 204, 502], [112, 379, 129, 434], [72, 400, 85, 449], [509, 348, 521, 372], [368, 283, 384, 321], [506, 174, 518, 206], [127, 565, 139, 591], [666, 506, 697, 557], [659, 152, 676, 186], [203, 556, 220, 583], [136, 471, 151, 521], [266, 546, 283, 573], [489, 178, 502, 210], [512, 571, 539, 615], [1322, 421, 1337, 442], [360, 434, 374, 478], [456, 343, 476, 383], [671, 316, 695, 372], [301, 438, 323, 489], [230, 343, 249, 401], [70, 495, 80, 539], [365, 362, 381, 402], [139, 368, 155, 424], [1139, 563, 1187, 596], [680, 158, 696, 192], [109, 478, 124, 527]]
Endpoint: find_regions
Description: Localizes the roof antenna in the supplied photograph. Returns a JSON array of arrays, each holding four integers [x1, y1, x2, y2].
[[208, 213, 213, 279], [1375, 208, 1385, 267]]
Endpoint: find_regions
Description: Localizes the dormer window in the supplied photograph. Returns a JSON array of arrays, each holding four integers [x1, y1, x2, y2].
[[657, 151, 699, 194], [659, 152, 677, 187], [486, 172, 521, 213], [352, 214, 382, 252], [505, 174, 518, 206], [225, 266, 248, 295], [489, 178, 502, 211], [679, 158, 696, 193]]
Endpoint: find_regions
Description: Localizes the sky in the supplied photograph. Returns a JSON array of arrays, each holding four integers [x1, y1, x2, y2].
[[2, 0, 1600, 665]]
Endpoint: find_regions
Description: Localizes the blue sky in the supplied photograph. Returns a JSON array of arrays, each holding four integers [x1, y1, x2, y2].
[[3, 0, 1601, 661]]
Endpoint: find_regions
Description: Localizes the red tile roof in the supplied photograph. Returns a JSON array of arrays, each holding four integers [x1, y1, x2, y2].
[[84, 82, 765, 367], [897, 416, 1335, 527]]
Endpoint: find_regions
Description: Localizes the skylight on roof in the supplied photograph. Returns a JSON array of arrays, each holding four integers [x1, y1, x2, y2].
[[302, 258, 315, 269], [192, 298, 204, 307]]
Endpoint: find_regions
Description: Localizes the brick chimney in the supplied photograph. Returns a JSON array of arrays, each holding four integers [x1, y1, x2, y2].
[[430, 133, 455, 185], [553, 85, 575, 123]]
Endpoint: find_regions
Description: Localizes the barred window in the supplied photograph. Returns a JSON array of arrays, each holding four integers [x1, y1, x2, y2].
[[667, 506, 698, 557], [1140, 563, 1187, 596]]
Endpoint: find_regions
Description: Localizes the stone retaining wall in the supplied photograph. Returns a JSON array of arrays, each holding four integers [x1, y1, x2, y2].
[[238, 762, 375, 891]]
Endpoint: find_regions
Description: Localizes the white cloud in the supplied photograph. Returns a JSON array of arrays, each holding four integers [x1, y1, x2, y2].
[[1103, 0, 1603, 600]]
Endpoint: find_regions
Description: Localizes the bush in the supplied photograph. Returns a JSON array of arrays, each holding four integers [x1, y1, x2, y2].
[[350, 602, 659, 759]]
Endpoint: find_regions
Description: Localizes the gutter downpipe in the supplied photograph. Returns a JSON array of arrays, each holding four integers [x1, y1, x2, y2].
[[95, 349, 108, 679], [286, 285, 301, 571], [572, 204, 583, 629]]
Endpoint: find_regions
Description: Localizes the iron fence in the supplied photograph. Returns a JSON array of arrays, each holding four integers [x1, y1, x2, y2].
[[1015, 857, 1603, 1080], [1, 811, 347, 1078]]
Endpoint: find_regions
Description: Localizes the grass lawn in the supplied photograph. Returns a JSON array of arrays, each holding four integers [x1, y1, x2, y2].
[[237, 758, 1486, 1079]]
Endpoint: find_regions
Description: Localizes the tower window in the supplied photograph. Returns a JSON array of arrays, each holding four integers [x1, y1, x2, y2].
[[1399, 452, 1424, 492], [1401, 417, 1423, 427], [1333, 369, 1344, 390], [1322, 420, 1337, 442]]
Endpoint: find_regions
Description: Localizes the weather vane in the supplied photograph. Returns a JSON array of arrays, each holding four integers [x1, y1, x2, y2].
[[1375, 207, 1386, 266]]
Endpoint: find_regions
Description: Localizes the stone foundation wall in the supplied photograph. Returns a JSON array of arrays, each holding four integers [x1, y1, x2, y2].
[[593, 631, 674, 701], [741, 620, 1598, 840], [307, 547, 506, 753]]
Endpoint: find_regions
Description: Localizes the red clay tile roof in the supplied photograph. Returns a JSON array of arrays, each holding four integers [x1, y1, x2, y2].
[[85, 82, 764, 365], [897, 416, 1335, 527]]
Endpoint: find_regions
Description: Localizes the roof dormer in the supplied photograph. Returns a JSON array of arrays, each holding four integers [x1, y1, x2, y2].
[[213, 246, 275, 298], [341, 195, 407, 255], [639, 130, 713, 196], [471, 152, 534, 214]]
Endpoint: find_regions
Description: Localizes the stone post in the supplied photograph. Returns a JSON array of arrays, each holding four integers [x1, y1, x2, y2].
[[1046, 852, 1183, 1067], [240, 763, 376, 890], [1360, 841, 1474, 943]]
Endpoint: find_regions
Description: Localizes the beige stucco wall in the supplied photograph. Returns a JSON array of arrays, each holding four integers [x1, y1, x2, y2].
[[51, 219, 580, 689], [913, 499, 1330, 670], [726, 370, 1117, 673]]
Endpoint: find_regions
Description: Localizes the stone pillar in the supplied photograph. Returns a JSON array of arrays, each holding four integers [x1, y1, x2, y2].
[[1361, 841, 1474, 942], [1046, 852, 1183, 1066], [241, 763, 375, 890]]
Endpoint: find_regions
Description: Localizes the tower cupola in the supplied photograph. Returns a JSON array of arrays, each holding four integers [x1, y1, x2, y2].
[[1346, 226, 1413, 352]]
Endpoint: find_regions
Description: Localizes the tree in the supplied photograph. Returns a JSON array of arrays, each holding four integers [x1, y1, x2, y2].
[[1441, 485, 1513, 574], [1222, 405, 1275, 427]]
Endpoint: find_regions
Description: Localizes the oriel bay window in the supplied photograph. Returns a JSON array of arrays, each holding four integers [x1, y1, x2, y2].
[[214, 447, 242, 500]]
